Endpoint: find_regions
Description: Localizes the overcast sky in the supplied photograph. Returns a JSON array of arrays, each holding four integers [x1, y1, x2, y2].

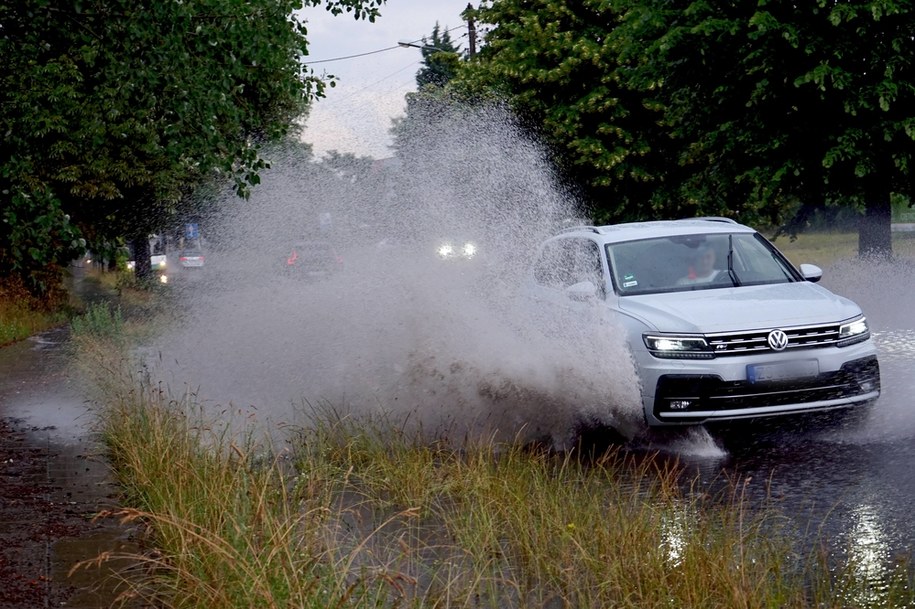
[[298, 1, 472, 160]]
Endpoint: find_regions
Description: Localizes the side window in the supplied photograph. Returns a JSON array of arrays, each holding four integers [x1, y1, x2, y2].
[[567, 238, 604, 289], [533, 238, 604, 291], [533, 241, 566, 288]]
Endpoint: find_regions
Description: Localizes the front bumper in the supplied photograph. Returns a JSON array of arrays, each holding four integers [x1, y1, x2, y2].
[[638, 343, 880, 425]]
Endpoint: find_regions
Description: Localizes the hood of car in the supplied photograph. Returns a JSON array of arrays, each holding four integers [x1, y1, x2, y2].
[[618, 282, 863, 333]]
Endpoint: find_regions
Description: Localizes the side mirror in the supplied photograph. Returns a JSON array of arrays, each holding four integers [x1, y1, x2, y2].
[[799, 263, 823, 283], [566, 280, 599, 301]]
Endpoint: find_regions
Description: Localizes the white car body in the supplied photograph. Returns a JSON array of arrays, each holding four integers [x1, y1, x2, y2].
[[525, 218, 880, 426]]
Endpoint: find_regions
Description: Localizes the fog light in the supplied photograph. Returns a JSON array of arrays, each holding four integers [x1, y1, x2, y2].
[[859, 380, 875, 392], [669, 400, 693, 410]]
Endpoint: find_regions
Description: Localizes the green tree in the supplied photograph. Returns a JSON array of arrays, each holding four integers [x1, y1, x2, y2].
[[0, 0, 384, 297], [454, 0, 671, 222], [615, 0, 915, 257], [458, 0, 915, 257], [416, 23, 463, 88], [390, 21, 466, 157]]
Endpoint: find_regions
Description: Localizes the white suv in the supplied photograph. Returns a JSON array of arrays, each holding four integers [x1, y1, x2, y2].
[[526, 218, 880, 426]]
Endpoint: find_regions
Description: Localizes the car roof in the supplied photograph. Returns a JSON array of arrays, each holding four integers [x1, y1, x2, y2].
[[556, 218, 757, 244]]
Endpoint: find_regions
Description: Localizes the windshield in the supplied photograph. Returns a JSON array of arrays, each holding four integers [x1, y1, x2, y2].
[[606, 232, 801, 295]]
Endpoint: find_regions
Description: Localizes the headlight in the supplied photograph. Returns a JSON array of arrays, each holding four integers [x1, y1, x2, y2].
[[643, 334, 715, 359], [837, 317, 869, 347], [438, 241, 478, 259]]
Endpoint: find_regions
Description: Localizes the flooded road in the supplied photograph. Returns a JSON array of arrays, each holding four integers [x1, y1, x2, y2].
[[1, 253, 912, 604], [0, 326, 136, 607], [668, 257, 915, 575]]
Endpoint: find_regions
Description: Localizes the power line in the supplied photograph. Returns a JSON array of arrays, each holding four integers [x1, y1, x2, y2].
[[313, 58, 420, 106], [302, 24, 466, 66], [303, 45, 403, 65]]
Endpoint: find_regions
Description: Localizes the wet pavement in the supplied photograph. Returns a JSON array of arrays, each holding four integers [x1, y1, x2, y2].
[[0, 326, 137, 608], [665, 257, 915, 579]]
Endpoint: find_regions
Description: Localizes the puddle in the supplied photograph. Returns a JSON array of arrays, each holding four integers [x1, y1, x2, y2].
[[0, 325, 139, 608]]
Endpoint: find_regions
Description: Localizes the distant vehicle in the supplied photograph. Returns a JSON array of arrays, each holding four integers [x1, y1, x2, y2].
[[126, 235, 169, 283], [522, 218, 880, 427], [178, 244, 205, 268], [284, 240, 344, 280], [436, 238, 478, 261]]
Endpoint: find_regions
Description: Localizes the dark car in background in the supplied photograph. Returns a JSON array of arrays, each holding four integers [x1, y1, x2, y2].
[[284, 240, 344, 280]]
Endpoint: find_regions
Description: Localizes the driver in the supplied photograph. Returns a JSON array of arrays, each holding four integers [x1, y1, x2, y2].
[[677, 245, 719, 285]]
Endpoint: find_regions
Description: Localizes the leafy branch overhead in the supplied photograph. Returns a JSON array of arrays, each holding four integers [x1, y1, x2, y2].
[[0, 0, 385, 296]]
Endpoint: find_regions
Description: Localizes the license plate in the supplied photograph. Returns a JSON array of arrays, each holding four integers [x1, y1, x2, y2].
[[747, 360, 819, 383]]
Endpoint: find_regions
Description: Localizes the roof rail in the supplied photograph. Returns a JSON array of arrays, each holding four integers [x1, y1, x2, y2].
[[558, 225, 602, 234], [691, 216, 738, 224]]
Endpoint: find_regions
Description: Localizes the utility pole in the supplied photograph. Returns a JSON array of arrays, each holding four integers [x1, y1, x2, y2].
[[465, 3, 476, 57]]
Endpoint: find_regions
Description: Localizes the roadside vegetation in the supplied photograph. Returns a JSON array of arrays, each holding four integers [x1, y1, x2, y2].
[[68, 299, 915, 609], [0, 275, 82, 346], [0, 282, 67, 346], [0, 263, 166, 347]]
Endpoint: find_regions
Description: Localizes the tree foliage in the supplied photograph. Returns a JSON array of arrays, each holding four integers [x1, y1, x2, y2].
[[457, 0, 915, 256], [457, 1, 673, 220], [0, 0, 384, 297], [415, 23, 463, 88]]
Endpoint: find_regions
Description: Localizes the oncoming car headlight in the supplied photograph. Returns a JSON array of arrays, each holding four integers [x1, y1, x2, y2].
[[837, 317, 870, 347], [643, 334, 715, 359], [437, 241, 477, 260]]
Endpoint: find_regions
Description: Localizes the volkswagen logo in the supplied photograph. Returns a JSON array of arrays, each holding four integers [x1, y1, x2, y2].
[[767, 329, 789, 351]]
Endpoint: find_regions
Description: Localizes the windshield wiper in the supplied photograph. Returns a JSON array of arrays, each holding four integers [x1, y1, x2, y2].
[[727, 234, 742, 286]]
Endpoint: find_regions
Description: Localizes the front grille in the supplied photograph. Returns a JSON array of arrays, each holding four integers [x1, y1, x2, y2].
[[653, 356, 880, 421], [707, 323, 842, 355]]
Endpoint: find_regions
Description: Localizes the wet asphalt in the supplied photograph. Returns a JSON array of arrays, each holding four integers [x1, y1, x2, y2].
[[664, 257, 915, 576], [0, 272, 138, 607]]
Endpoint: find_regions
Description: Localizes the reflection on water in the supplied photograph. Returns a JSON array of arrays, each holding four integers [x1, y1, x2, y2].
[[873, 328, 915, 358], [659, 508, 691, 568], [842, 504, 893, 605], [636, 319, 915, 601], [848, 328, 915, 443]]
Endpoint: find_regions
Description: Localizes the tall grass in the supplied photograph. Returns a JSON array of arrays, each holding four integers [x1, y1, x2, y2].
[[69, 307, 915, 609], [0, 279, 69, 345], [288, 410, 815, 608]]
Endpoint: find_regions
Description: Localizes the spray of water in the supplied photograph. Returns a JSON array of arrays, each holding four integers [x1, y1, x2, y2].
[[153, 104, 647, 449]]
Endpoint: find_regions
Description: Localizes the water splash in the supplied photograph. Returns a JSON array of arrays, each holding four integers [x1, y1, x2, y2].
[[152, 104, 645, 448]]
